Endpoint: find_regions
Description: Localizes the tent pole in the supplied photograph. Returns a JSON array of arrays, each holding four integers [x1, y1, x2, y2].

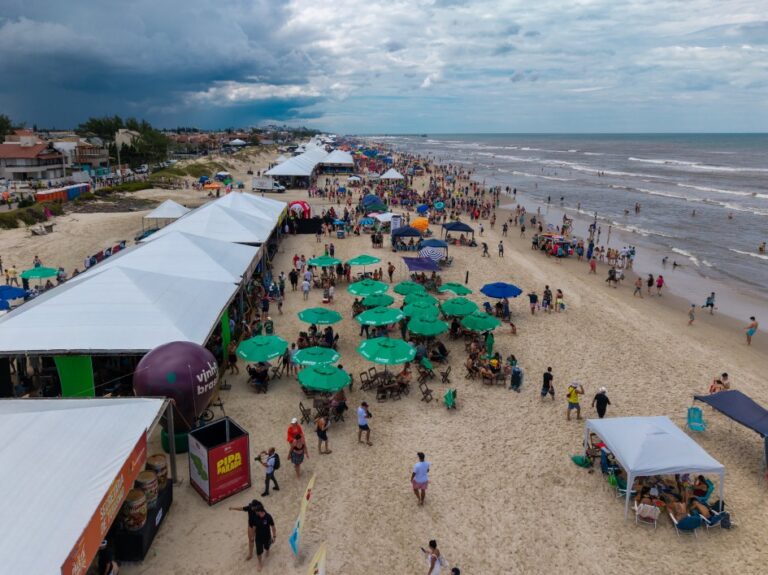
[[719, 471, 724, 506], [167, 401, 177, 485], [624, 473, 633, 519]]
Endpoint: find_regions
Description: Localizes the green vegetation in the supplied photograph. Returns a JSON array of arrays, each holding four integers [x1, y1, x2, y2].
[[0, 202, 63, 229], [94, 181, 152, 194], [77, 115, 169, 167], [0, 114, 13, 140], [149, 161, 231, 182]]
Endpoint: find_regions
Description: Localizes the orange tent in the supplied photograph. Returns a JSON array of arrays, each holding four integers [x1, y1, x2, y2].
[[411, 217, 429, 232]]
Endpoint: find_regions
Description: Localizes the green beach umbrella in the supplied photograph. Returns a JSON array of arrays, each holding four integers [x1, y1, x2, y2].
[[357, 337, 416, 365], [441, 297, 479, 317], [297, 307, 342, 325], [403, 301, 440, 319], [362, 293, 395, 307], [407, 316, 448, 337], [461, 311, 501, 332], [355, 306, 405, 326], [347, 254, 381, 266], [348, 279, 388, 296], [438, 282, 473, 296], [236, 335, 288, 362], [404, 291, 438, 306], [20, 267, 58, 280], [308, 255, 341, 268], [293, 346, 340, 366], [394, 281, 426, 296], [298, 364, 351, 392]]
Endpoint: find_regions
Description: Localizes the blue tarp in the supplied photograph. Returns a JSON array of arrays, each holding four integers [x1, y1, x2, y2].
[[391, 225, 422, 238], [480, 282, 522, 298], [442, 221, 474, 234], [694, 390, 768, 437], [402, 257, 440, 272]]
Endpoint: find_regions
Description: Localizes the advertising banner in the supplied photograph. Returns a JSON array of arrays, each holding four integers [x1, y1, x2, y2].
[[307, 542, 327, 575], [188, 434, 210, 499], [61, 433, 147, 575], [208, 434, 250, 504], [289, 473, 316, 557]]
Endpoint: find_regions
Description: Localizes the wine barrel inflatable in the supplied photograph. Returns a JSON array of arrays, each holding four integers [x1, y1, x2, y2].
[[133, 341, 218, 431]]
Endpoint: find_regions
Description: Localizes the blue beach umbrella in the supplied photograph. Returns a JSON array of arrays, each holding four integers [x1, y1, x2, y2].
[[360, 217, 375, 226], [416, 204, 429, 214], [434, 201, 445, 211], [0, 286, 27, 300], [480, 282, 522, 299], [0, 300, 10, 311]]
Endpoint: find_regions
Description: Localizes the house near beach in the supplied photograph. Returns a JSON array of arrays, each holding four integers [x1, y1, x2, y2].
[[0, 130, 66, 181]]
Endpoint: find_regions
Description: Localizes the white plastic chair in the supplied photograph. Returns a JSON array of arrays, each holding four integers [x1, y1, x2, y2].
[[633, 502, 660, 529]]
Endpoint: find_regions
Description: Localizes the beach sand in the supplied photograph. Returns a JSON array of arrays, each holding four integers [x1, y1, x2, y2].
[[112, 180, 768, 574], [5, 150, 766, 573]]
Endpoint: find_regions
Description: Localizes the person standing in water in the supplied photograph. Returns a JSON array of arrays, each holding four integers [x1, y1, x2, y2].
[[746, 317, 758, 345]]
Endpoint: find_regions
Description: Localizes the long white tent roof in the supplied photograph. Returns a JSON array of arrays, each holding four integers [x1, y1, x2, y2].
[[0, 398, 166, 574], [143, 199, 190, 220], [320, 149, 354, 166], [68, 231, 259, 285], [215, 191, 286, 220], [141, 201, 275, 245], [0, 266, 239, 353], [265, 146, 328, 177]]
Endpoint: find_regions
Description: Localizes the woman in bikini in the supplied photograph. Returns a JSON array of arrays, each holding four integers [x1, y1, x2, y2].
[[289, 433, 308, 478]]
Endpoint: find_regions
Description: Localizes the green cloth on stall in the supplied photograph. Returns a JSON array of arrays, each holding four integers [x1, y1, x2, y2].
[[54, 355, 95, 397]]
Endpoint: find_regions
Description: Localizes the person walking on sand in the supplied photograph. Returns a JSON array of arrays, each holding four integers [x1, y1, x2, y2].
[[589, 257, 597, 274], [357, 401, 373, 445], [702, 292, 716, 314], [252, 505, 276, 573], [481, 242, 489, 257], [688, 304, 696, 326], [226, 341, 239, 375], [422, 540, 445, 575], [411, 452, 431, 506], [746, 316, 758, 345], [633, 277, 643, 298], [302, 277, 310, 300], [256, 448, 280, 496], [315, 414, 332, 454], [591, 387, 611, 418], [527, 290, 539, 315], [228, 499, 262, 561], [656, 274, 665, 296], [498, 241, 504, 257], [541, 367, 555, 401], [388, 262, 395, 282], [646, 273, 654, 296], [289, 433, 308, 478], [566, 382, 584, 421]]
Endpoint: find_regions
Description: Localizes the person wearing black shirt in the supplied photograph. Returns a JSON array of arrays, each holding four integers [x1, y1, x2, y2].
[[541, 367, 555, 401], [253, 506, 276, 572], [592, 387, 611, 418], [228, 499, 262, 560], [97, 539, 118, 575]]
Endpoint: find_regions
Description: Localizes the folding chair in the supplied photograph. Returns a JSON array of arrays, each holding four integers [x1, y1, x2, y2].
[[633, 503, 661, 529], [420, 357, 435, 379], [299, 402, 313, 424], [440, 365, 452, 384], [686, 406, 707, 432], [419, 381, 434, 403], [359, 371, 371, 391], [669, 513, 702, 537]]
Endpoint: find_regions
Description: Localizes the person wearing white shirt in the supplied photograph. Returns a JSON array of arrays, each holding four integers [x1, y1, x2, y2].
[[411, 452, 431, 506], [357, 402, 372, 446]]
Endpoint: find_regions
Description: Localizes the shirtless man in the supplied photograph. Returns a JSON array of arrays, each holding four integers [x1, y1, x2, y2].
[[746, 316, 758, 345]]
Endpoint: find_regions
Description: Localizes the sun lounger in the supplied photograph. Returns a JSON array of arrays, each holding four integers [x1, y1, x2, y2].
[[686, 406, 707, 432]]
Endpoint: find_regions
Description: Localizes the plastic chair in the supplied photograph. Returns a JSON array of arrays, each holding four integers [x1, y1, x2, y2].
[[633, 503, 661, 529], [687, 406, 707, 432]]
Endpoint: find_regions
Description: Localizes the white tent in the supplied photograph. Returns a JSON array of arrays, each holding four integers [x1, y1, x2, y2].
[[320, 149, 354, 166], [584, 416, 725, 517], [214, 191, 286, 221], [0, 266, 239, 353], [380, 168, 405, 181], [229, 138, 247, 146], [142, 202, 275, 245], [347, 175, 362, 182], [265, 146, 328, 177], [143, 199, 191, 221], [0, 398, 166, 574], [372, 212, 395, 223], [69, 231, 259, 285]]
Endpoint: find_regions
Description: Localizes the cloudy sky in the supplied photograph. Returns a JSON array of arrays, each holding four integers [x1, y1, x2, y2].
[[1, 0, 767, 133]]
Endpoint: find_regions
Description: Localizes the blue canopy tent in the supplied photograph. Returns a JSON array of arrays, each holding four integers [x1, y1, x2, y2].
[[419, 238, 448, 261], [391, 225, 422, 238], [481, 282, 522, 298], [362, 194, 381, 205], [402, 257, 440, 272], [442, 221, 474, 238], [695, 390, 768, 476]]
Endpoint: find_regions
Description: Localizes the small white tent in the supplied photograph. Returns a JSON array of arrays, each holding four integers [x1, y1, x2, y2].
[[380, 168, 405, 181], [584, 416, 725, 518], [229, 138, 247, 146], [143, 199, 191, 221]]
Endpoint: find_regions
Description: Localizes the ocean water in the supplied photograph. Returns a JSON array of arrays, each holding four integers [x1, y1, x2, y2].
[[379, 134, 768, 315]]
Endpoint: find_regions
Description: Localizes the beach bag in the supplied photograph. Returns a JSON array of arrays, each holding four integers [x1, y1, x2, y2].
[[720, 512, 732, 529], [571, 455, 592, 469], [272, 454, 281, 471]]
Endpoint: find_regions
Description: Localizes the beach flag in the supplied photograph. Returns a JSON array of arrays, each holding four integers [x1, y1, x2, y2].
[[306, 542, 327, 575], [289, 473, 316, 557]]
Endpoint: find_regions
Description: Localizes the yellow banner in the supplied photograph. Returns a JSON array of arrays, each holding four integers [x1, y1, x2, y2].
[[307, 542, 327, 575]]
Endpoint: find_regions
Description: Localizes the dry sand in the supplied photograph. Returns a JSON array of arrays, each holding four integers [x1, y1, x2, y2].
[[5, 151, 767, 574], [117, 183, 768, 574]]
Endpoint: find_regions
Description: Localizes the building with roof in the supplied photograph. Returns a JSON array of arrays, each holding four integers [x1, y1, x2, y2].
[[0, 139, 66, 181]]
